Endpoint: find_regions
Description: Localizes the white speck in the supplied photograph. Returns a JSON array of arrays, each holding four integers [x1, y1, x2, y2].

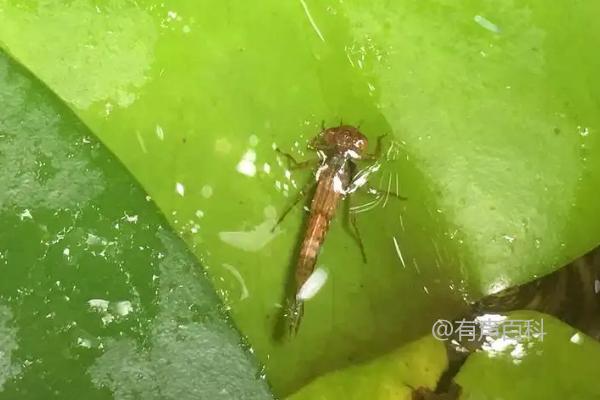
[[63, 248, 70, 257], [594, 279, 600, 294], [488, 278, 509, 294], [284, 170, 292, 180], [570, 332, 583, 344], [77, 337, 92, 348], [236, 149, 257, 177], [474, 15, 500, 33], [182, 25, 191, 33], [195, 210, 204, 218], [332, 175, 345, 193], [392, 236, 407, 269], [482, 336, 518, 355], [18, 209, 33, 220], [88, 299, 109, 313], [201, 185, 213, 198], [475, 313, 507, 324], [114, 301, 133, 316], [124, 213, 138, 223], [167, 10, 178, 20], [86, 233, 103, 246], [263, 163, 271, 174], [249, 135, 259, 147], [299, 0, 325, 42], [155, 125, 165, 140], [502, 235, 516, 243], [222, 264, 250, 300], [190, 225, 199, 234], [145, 195, 152, 202], [297, 268, 328, 301], [176, 182, 185, 196], [423, 286, 430, 294], [509, 343, 525, 360], [578, 126, 590, 137], [101, 314, 114, 326]]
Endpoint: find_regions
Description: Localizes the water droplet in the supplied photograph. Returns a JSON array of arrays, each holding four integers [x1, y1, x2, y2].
[[18, 209, 33, 220], [570, 333, 583, 344], [502, 235, 516, 244], [114, 301, 133, 316], [236, 149, 257, 177], [578, 126, 590, 137], [474, 15, 501, 33], [155, 125, 165, 140], [201, 185, 213, 198], [176, 182, 185, 196]]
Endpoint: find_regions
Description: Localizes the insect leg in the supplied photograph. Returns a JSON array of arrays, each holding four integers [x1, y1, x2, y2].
[[271, 180, 315, 232], [344, 162, 368, 263], [275, 148, 318, 170], [362, 134, 387, 161], [361, 184, 408, 201], [348, 206, 368, 263]]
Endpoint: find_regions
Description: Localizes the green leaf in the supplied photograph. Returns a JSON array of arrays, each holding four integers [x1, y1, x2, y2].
[[288, 335, 447, 400], [0, 52, 271, 399], [1, 0, 599, 396], [456, 311, 600, 399]]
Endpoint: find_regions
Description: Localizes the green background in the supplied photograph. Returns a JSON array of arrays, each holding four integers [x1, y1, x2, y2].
[[1, 0, 599, 397]]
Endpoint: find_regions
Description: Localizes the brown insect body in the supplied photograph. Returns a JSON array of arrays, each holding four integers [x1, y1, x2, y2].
[[288, 125, 369, 334]]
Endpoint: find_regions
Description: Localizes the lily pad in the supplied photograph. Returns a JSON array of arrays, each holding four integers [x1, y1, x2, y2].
[[456, 310, 600, 399], [0, 52, 270, 399], [288, 335, 447, 400], [1, 0, 599, 396]]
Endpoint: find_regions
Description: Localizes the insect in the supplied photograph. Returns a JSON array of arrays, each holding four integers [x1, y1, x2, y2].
[[273, 123, 403, 336]]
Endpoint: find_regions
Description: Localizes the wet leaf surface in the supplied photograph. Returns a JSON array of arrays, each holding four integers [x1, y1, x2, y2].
[[0, 52, 270, 399], [456, 311, 600, 400], [288, 335, 447, 400], [1, 0, 599, 396]]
